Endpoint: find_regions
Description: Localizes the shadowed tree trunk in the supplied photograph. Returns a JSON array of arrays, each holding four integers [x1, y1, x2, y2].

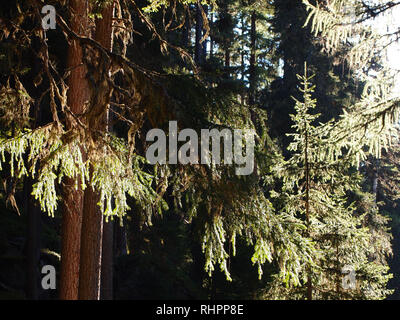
[[195, 2, 203, 64], [60, 0, 90, 300], [78, 2, 114, 300], [115, 221, 128, 257], [25, 92, 43, 300], [224, 49, 231, 69], [101, 219, 114, 300], [305, 120, 312, 301], [249, 11, 256, 105], [373, 158, 380, 203], [241, 14, 245, 104], [182, 6, 191, 48], [201, 5, 208, 60], [210, 10, 214, 59], [25, 179, 41, 300], [78, 184, 104, 299]]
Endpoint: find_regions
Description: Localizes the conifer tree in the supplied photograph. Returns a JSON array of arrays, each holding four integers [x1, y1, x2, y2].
[[0, 0, 397, 301], [266, 0, 361, 151], [266, 65, 392, 300], [60, 0, 90, 300], [302, 0, 400, 162], [0, 0, 316, 299], [78, 0, 115, 300]]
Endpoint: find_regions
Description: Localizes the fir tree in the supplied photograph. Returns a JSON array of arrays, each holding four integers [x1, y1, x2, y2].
[[303, 0, 400, 163], [266, 65, 392, 300]]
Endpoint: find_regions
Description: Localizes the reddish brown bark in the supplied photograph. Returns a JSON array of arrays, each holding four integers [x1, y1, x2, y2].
[[78, 185, 104, 299], [59, 0, 90, 300], [78, 2, 114, 300]]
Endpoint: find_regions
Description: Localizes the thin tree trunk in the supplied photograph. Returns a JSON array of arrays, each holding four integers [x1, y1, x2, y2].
[[305, 104, 312, 301], [304, 66, 312, 299], [101, 219, 114, 300], [25, 94, 43, 300], [241, 14, 245, 104], [373, 158, 380, 203], [249, 11, 256, 105], [78, 2, 114, 300], [60, 0, 90, 300], [201, 5, 208, 60], [195, 2, 203, 64], [210, 10, 214, 59], [336, 236, 340, 295], [101, 64, 116, 300], [182, 6, 191, 48], [25, 179, 41, 300], [115, 222, 128, 257]]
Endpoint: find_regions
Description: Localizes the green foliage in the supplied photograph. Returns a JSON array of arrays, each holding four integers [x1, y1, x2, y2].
[[142, 0, 214, 13], [266, 65, 392, 299], [0, 123, 165, 220], [303, 0, 400, 167], [0, 0, 397, 300]]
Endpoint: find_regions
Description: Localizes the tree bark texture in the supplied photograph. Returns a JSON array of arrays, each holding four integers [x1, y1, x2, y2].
[[60, 0, 90, 300], [78, 2, 114, 300]]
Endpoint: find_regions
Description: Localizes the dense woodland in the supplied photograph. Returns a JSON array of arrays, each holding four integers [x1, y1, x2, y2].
[[0, 0, 400, 300]]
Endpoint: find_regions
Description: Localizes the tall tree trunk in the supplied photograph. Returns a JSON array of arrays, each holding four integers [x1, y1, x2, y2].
[[335, 236, 340, 295], [25, 95, 43, 300], [201, 6, 208, 60], [79, 186, 104, 299], [249, 11, 256, 105], [305, 113, 312, 301], [210, 10, 214, 59], [101, 219, 114, 300], [373, 158, 380, 203], [241, 14, 245, 104], [78, 2, 114, 300], [224, 49, 231, 68], [115, 222, 128, 257], [60, 0, 90, 300], [182, 6, 191, 48], [101, 72, 116, 300], [25, 179, 41, 300], [195, 2, 203, 64]]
